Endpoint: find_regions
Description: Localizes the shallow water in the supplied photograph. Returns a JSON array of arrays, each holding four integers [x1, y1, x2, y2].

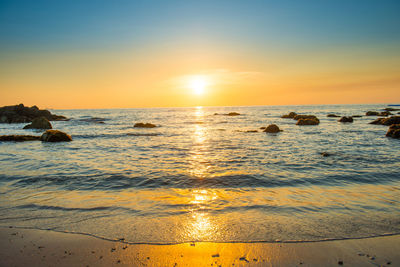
[[0, 104, 399, 243]]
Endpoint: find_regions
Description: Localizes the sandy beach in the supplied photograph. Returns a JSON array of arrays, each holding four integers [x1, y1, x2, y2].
[[1, 227, 398, 266]]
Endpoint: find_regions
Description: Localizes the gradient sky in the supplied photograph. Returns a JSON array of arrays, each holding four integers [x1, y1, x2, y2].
[[1, 0, 399, 108]]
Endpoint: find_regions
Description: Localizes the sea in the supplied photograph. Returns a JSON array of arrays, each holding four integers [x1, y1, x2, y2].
[[0, 104, 399, 244]]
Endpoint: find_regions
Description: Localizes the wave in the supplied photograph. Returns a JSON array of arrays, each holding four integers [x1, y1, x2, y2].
[[6, 170, 400, 191]]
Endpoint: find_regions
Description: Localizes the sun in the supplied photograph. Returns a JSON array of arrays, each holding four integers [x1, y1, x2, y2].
[[189, 76, 208, 95]]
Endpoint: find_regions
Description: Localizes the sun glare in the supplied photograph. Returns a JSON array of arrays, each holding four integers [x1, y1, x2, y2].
[[189, 76, 208, 95]]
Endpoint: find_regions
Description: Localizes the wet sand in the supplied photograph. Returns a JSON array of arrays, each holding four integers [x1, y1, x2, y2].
[[0, 227, 398, 266]]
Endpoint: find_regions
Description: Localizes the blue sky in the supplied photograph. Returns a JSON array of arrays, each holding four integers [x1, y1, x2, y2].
[[1, 0, 399, 51]]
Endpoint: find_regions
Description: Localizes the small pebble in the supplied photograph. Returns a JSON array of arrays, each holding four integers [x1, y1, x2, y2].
[[338, 260, 343, 265], [111, 248, 116, 252], [358, 253, 365, 256], [190, 243, 195, 246], [117, 259, 121, 263], [387, 261, 391, 265], [99, 256, 103, 259], [212, 254, 220, 258], [147, 257, 150, 260]]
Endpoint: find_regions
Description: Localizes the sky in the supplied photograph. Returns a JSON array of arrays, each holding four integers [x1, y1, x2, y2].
[[0, 0, 399, 109]]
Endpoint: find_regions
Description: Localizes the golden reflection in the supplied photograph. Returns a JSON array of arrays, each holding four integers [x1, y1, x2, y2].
[[183, 189, 220, 241], [188, 106, 211, 178]]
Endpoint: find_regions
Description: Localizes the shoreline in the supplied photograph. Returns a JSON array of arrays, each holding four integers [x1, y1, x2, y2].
[[1, 227, 398, 266]]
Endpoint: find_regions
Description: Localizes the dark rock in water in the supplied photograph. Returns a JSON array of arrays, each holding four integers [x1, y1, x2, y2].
[[0, 104, 68, 123], [260, 127, 266, 130], [366, 111, 379, 116], [0, 135, 40, 142], [293, 114, 318, 121], [226, 112, 240, 116], [40, 130, 72, 142], [379, 111, 392, 116], [281, 112, 297, 119], [338, 116, 353, 123], [352, 115, 362, 118], [263, 124, 281, 133], [327, 114, 340, 117], [296, 118, 320, 125], [23, 117, 52, 129], [320, 152, 331, 157], [386, 124, 400, 139], [245, 130, 258, 133], [214, 112, 241, 116], [384, 107, 400, 111], [370, 116, 400, 126], [79, 117, 107, 124], [134, 122, 157, 128]]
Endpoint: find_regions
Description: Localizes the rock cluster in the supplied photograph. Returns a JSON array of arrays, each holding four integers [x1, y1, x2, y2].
[[0, 104, 67, 123], [370, 116, 400, 126], [293, 115, 320, 125], [366, 111, 392, 116]]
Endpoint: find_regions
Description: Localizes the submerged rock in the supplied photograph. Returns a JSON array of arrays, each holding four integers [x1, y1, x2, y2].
[[263, 124, 282, 133], [370, 116, 400, 126], [352, 115, 362, 118], [296, 118, 320, 125], [23, 117, 52, 129], [327, 114, 340, 118], [40, 130, 72, 142], [79, 117, 106, 124], [386, 124, 400, 139], [134, 122, 157, 128], [366, 111, 379, 116], [0, 104, 68, 123], [281, 112, 297, 119], [226, 112, 240, 116], [379, 111, 392, 116], [320, 152, 331, 157], [338, 116, 353, 123], [0, 135, 40, 142]]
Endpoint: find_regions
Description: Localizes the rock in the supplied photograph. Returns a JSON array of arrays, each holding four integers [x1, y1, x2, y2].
[[370, 116, 400, 126], [281, 112, 297, 119], [260, 127, 266, 130], [352, 115, 362, 118], [296, 118, 320, 125], [23, 117, 52, 129], [0, 104, 68, 123], [338, 116, 353, 123], [366, 111, 379, 116], [384, 107, 400, 111], [327, 114, 340, 117], [386, 124, 400, 139], [379, 111, 392, 116], [79, 117, 106, 124], [263, 124, 281, 133], [245, 130, 258, 133], [0, 135, 40, 142], [293, 114, 318, 121], [134, 122, 157, 128], [40, 130, 72, 142], [320, 152, 331, 157], [214, 112, 241, 116], [226, 112, 240, 116]]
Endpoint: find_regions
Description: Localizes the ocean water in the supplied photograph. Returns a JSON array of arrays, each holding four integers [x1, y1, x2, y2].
[[0, 104, 399, 243]]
